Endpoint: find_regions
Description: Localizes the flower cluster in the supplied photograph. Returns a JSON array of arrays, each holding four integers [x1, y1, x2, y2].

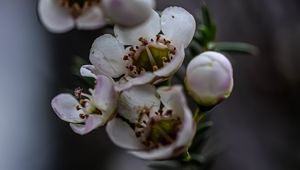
[[47, 1, 235, 161]]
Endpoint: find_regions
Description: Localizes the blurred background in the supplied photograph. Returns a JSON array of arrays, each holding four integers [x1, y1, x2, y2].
[[0, 0, 300, 170]]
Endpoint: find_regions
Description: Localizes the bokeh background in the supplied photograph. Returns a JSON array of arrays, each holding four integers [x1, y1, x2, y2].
[[1, 0, 300, 170]]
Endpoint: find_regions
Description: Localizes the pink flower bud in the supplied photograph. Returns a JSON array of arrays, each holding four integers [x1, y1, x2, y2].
[[102, 0, 155, 27], [185, 51, 234, 107]]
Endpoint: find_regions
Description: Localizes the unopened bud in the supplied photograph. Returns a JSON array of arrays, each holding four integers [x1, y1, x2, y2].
[[102, 0, 155, 27], [185, 51, 234, 107]]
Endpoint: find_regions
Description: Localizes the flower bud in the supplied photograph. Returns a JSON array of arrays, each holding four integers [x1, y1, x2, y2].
[[102, 0, 155, 27], [185, 51, 233, 107]]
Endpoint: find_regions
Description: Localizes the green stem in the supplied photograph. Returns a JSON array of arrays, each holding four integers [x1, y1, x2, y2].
[[193, 107, 206, 124], [181, 151, 192, 162]]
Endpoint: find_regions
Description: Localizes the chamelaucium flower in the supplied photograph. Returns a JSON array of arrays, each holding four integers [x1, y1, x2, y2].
[[38, 0, 156, 33], [102, 0, 156, 27], [38, 0, 106, 33], [106, 85, 195, 160], [51, 75, 118, 135], [185, 51, 234, 107], [80, 6, 196, 91]]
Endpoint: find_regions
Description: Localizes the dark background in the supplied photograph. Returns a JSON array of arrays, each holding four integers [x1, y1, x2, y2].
[[0, 0, 299, 170]]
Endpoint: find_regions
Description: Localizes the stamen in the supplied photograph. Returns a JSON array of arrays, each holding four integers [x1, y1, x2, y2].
[[123, 55, 129, 60], [74, 87, 83, 98], [145, 47, 157, 66], [80, 92, 92, 99], [156, 34, 161, 41], [79, 113, 88, 119], [80, 99, 88, 107], [135, 131, 141, 137], [165, 110, 173, 116]]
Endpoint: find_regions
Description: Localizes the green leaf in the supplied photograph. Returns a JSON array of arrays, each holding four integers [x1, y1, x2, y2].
[[201, 1, 213, 27], [196, 121, 214, 136], [189, 121, 213, 152], [193, 1, 217, 48], [208, 42, 259, 55]]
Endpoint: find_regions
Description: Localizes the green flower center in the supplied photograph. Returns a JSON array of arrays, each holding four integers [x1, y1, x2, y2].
[[134, 105, 182, 149], [123, 36, 177, 75], [144, 118, 181, 147], [58, 0, 100, 17], [75, 90, 102, 120]]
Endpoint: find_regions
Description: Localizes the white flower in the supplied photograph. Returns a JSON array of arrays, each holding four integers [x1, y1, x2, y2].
[[102, 0, 156, 27], [81, 6, 196, 91], [51, 75, 118, 135], [106, 85, 195, 160], [38, 0, 156, 33], [185, 51, 234, 107], [38, 0, 106, 33]]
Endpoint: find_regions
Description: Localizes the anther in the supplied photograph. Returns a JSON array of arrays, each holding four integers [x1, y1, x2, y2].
[[79, 113, 87, 119], [135, 131, 141, 137], [153, 65, 158, 71], [135, 123, 145, 128], [123, 55, 129, 60], [129, 65, 134, 71], [74, 87, 83, 98], [80, 99, 87, 107], [156, 34, 161, 41], [129, 47, 135, 52], [165, 110, 173, 116]]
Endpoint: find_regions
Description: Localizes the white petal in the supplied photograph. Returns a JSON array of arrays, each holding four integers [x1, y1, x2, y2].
[[161, 7, 196, 48], [158, 86, 195, 154], [130, 145, 175, 160], [143, 0, 156, 8], [51, 93, 84, 123], [90, 34, 127, 78], [118, 84, 160, 122], [157, 86, 195, 148], [38, 0, 74, 33], [114, 72, 156, 92], [93, 75, 118, 114], [80, 65, 97, 78], [157, 86, 184, 118], [154, 45, 185, 77], [106, 118, 144, 150], [175, 107, 195, 149], [76, 6, 106, 30], [114, 10, 160, 45], [70, 115, 103, 135], [102, 0, 153, 27]]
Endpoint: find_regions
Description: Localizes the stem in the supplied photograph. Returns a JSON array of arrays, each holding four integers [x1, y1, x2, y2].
[[193, 107, 206, 124], [181, 151, 192, 162]]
